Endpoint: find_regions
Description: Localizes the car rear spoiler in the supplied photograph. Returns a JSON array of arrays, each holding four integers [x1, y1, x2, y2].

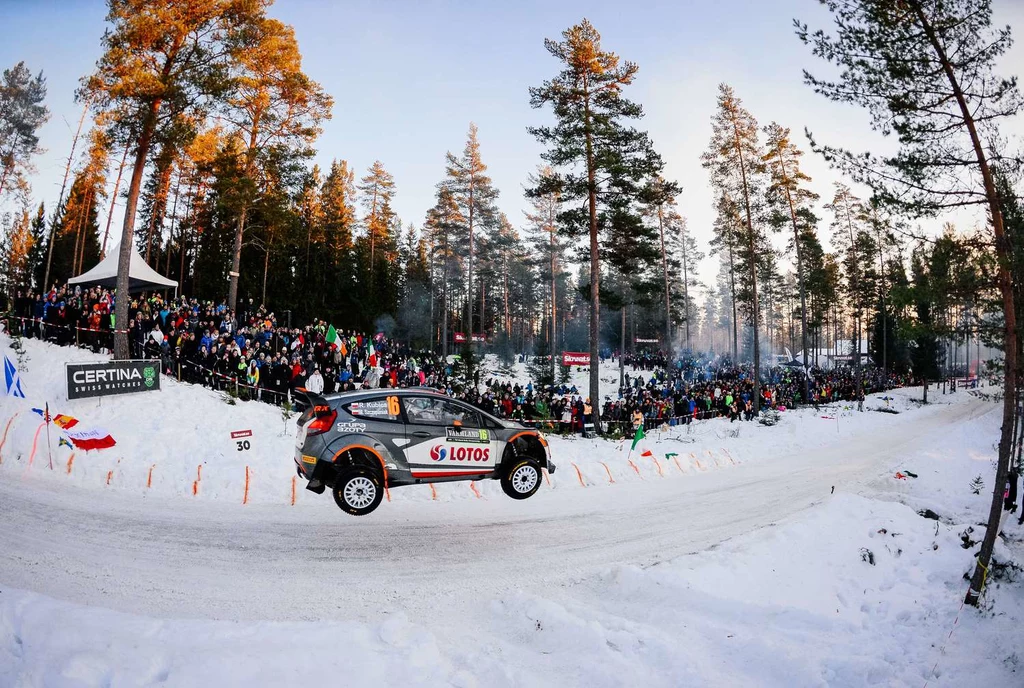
[[294, 387, 331, 416]]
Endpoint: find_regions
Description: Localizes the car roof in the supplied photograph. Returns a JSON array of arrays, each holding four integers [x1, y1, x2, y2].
[[327, 386, 447, 402]]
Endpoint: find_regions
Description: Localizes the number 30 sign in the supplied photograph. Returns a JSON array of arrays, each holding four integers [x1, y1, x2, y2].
[[231, 429, 253, 452]]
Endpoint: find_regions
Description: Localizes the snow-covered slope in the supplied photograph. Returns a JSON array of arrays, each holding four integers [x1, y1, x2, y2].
[[0, 335, 937, 505], [1, 337, 1020, 687]]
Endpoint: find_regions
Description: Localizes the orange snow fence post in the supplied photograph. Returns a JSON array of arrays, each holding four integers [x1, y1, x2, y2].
[[707, 449, 718, 467], [673, 456, 685, 473], [27, 421, 45, 467], [571, 462, 586, 487], [243, 465, 250, 504], [66, 453, 75, 475], [691, 452, 704, 471], [652, 457, 664, 477], [192, 464, 202, 496], [429, 483, 438, 500], [374, 454, 391, 502], [722, 448, 737, 465], [542, 468, 552, 487], [147, 464, 155, 488], [106, 469, 113, 485], [628, 460, 643, 479], [599, 461, 616, 483], [291, 476, 297, 505], [470, 481, 482, 498], [0, 411, 20, 463]]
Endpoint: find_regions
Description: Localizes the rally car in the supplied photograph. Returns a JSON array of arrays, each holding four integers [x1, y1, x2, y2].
[[293, 387, 555, 515]]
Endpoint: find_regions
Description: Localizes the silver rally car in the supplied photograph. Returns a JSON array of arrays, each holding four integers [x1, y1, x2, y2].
[[294, 387, 555, 515]]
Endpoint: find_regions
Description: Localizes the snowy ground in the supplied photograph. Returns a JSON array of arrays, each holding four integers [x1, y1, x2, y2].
[[0, 337, 1021, 687]]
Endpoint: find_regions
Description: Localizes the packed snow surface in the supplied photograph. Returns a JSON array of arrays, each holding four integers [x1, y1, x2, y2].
[[0, 336, 1021, 687]]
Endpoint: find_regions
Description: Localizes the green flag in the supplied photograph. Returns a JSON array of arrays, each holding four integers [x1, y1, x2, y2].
[[665, 452, 679, 459], [630, 425, 645, 451]]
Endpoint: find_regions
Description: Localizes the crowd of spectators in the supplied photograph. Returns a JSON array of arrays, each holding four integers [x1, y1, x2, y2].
[[8, 286, 909, 436]]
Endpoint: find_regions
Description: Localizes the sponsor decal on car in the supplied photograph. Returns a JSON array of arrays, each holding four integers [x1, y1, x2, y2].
[[430, 444, 490, 462], [335, 421, 367, 433], [301, 454, 317, 465], [445, 427, 490, 444]]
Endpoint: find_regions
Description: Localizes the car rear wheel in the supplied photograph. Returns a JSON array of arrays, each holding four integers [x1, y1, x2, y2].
[[333, 467, 384, 516], [500, 458, 542, 500]]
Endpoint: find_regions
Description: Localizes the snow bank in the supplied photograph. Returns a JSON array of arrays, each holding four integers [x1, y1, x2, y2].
[[0, 335, 945, 509]]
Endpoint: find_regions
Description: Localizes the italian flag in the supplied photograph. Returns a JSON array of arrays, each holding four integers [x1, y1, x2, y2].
[[326, 324, 340, 351]]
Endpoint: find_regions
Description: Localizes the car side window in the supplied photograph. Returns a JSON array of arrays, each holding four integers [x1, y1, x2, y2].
[[405, 397, 480, 427], [344, 395, 402, 422]]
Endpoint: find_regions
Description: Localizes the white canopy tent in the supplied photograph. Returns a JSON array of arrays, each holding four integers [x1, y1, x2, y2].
[[68, 246, 178, 294]]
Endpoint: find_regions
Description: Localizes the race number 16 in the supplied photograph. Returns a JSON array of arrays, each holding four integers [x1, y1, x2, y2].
[[387, 396, 400, 416]]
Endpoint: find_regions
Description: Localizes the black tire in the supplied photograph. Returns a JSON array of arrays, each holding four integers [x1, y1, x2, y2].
[[500, 458, 542, 500], [332, 467, 384, 516]]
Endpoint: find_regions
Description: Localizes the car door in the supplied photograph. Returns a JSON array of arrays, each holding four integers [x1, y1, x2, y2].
[[402, 396, 494, 479], [340, 393, 406, 462]]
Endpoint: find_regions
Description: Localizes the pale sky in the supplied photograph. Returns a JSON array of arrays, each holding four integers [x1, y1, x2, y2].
[[3, 0, 1023, 287]]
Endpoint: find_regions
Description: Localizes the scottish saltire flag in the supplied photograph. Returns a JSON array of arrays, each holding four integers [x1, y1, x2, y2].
[[4, 354, 25, 398]]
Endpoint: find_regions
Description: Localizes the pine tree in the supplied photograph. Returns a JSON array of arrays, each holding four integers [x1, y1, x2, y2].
[[0, 61, 49, 201], [222, 14, 332, 310], [26, 201, 46, 290], [797, 0, 1022, 605], [0, 206, 33, 301], [525, 165, 564, 382], [763, 122, 818, 399], [528, 19, 664, 430], [82, 0, 263, 358], [425, 187, 465, 358], [444, 123, 498, 344], [703, 83, 767, 410]]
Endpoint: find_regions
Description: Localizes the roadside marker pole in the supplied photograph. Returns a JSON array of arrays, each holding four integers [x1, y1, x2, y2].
[[147, 464, 155, 488], [599, 461, 615, 483], [571, 462, 587, 487], [27, 421, 44, 467], [66, 453, 75, 475], [469, 481, 482, 498], [0, 411, 21, 463], [628, 460, 643, 479], [242, 465, 250, 505], [291, 476, 297, 505], [429, 483, 438, 500]]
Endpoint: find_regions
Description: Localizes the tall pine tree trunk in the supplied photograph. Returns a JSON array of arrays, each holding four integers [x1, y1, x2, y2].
[[732, 121, 761, 413], [657, 203, 671, 346], [102, 144, 130, 258], [778, 148, 811, 403], [114, 99, 161, 360], [583, 76, 601, 433], [910, 3, 1020, 605], [44, 102, 89, 291]]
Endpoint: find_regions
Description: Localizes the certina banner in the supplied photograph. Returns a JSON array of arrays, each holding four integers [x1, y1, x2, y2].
[[66, 360, 161, 400]]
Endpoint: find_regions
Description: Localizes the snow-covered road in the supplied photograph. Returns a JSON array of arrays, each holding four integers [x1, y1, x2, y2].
[[0, 393, 986, 624]]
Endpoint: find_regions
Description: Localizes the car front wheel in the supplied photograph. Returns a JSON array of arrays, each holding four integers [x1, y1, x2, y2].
[[500, 458, 542, 500], [333, 467, 384, 516]]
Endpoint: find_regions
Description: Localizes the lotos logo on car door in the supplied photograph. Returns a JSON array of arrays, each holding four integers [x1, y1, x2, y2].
[[430, 444, 490, 462]]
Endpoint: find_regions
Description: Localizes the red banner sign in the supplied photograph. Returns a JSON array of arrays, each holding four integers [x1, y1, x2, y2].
[[562, 351, 591, 366], [453, 332, 487, 344]]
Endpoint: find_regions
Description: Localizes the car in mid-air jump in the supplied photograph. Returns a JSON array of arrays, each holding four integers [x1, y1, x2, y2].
[[294, 387, 555, 515]]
